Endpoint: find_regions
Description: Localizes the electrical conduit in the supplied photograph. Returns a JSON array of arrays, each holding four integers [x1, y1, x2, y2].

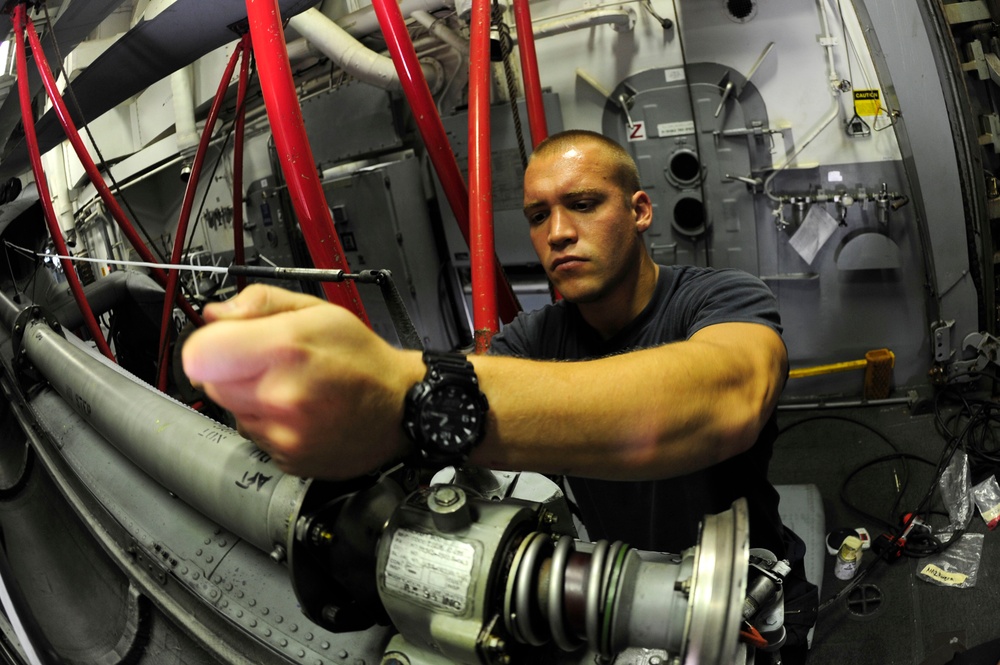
[[288, 8, 441, 92]]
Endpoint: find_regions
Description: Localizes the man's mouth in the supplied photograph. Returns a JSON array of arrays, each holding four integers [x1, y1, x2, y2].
[[551, 256, 585, 271]]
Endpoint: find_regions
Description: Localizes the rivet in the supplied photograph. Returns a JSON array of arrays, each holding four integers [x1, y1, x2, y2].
[[289, 623, 298, 632], [297, 650, 305, 658], [206, 555, 214, 563], [192, 572, 201, 580], [304, 633, 313, 641], [280, 638, 288, 647], [262, 607, 269, 615], [338, 651, 348, 659], [264, 628, 272, 637], [275, 615, 283, 623], [195, 549, 203, 556], [249, 619, 257, 628], [237, 610, 244, 618], [219, 539, 228, 547], [204, 538, 211, 545], [248, 599, 256, 606]]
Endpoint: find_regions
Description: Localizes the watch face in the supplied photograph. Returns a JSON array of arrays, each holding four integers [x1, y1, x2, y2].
[[420, 383, 484, 452]]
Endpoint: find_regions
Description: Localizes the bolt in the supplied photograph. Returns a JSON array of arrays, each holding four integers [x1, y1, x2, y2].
[[674, 579, 691, 596], [650, 657, 662, 665], [432, 486, 459, 507], [271, 544, 287, 564]]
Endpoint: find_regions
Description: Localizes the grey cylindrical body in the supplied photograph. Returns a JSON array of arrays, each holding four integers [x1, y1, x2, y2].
[[22, 319, 303, 553]]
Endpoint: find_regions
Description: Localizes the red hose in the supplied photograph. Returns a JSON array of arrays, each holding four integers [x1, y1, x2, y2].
[[24, 14, 203, 327], [468, 0, 498, 351], [513, 0, 548, 148], [246, 0, 368, 322], [156, 42, 246, 391], [233, 33, 251, 293], [371, 0, 521, 325], [15, 8, 115, 362]]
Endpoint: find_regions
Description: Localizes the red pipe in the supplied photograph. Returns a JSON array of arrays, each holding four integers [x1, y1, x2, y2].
[[156, 42, 246, 391], [246, 0, 368, 322], [512, 0, 548, 149], [23, 15, 204, 327], [371, 0, 521, 325], [468, 0, 498, 352], [233, 33, 251, 292], [14, 8, 115, 362]]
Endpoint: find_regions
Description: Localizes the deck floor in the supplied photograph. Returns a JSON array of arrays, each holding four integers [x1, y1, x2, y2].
[[771, 396, 1000, 665]]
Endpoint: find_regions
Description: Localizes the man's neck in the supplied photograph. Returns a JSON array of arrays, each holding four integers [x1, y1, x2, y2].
[[578, 260, 660, 340]]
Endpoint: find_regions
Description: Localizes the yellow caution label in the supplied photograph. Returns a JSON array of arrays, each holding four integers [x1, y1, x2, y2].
[[854, 89, 881, 117], [919, 564, 968, 586]]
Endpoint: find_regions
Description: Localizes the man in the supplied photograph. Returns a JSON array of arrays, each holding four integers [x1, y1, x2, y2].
[[182, 129, 814, 657]]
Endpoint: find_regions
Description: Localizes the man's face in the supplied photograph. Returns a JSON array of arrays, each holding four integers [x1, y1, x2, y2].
[[522, 141, 650, 304]]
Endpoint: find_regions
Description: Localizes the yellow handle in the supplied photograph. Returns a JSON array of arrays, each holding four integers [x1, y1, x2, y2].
[[788, 359, 867, 379]]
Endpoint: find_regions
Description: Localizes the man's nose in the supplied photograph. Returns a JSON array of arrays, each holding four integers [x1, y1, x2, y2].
[[548, 208, 577, 246]]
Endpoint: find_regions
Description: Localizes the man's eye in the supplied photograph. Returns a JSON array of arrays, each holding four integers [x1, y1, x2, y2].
[[527, 211, 548, 225], [572, 200, 595, 212]]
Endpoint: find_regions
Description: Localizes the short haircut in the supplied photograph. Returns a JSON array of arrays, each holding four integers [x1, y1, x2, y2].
[[530, 129, 642, 198]]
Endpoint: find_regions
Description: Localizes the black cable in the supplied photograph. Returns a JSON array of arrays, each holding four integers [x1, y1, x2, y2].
[[779, 415, 909, 527]]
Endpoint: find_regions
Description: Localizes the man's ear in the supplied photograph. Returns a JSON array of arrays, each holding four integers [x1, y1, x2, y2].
[[632, 190, 653, 233]]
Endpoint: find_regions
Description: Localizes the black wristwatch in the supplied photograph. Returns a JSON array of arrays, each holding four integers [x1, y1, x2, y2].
[[403, 351, 489, 466]]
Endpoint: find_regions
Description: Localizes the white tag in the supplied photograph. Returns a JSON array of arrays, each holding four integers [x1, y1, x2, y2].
[[789, 205, 839, 264]]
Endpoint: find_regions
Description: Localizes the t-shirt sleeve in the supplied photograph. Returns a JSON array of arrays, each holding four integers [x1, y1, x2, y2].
[[674, 268, 782, 338], [488, 314, 532, 357]]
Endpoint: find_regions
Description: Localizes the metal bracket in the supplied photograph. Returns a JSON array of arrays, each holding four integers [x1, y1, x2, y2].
[[126, 539, 173, 586], [931, 320, 956, 363]]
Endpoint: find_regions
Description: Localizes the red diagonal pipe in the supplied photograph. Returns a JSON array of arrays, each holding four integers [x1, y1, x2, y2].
[[513, 0, 548, 149], [371, 0, 521, 326], [14, 7, 115, 361], [233, 33, 251, 292], [156, 42, 246, 391], [245, 0, 368, 321], [23, 14, 203, 327], [468, 0, 497, 351]]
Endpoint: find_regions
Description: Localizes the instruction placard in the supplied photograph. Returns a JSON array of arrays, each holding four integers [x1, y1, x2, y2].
[[853, 89, 881, 117], [383, 528, 475, 613]]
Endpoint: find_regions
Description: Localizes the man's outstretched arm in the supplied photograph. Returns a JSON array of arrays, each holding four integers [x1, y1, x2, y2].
[[182, 285, 786, 481]]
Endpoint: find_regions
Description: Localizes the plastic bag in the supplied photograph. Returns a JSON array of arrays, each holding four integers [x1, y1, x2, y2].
[[971, 475, 1000, 530], [938, 450, 973, 531], [917, 533, 985, 589]]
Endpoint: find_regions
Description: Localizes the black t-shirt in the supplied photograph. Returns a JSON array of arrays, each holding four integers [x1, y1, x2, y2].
[[489, 265, 787, 556]]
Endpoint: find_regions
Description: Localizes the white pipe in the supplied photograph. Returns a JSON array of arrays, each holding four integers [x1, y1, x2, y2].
[[169, 66, 198, 161], [288, 8, 441, 92], [334, 0, 449, 38], [512, 7, 636, 44], [816, 0, 841, 89], [763, 0, 844, 200], [411, 9, 469, 54]]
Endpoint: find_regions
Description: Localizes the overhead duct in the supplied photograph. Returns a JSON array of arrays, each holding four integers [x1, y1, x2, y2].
[[288, 8, 441, 92]]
